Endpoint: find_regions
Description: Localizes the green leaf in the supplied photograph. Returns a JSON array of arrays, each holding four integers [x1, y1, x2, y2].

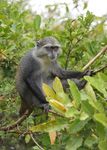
[[83, 2, 88, 10], [96, 122, 106, 140], [33, 15, 41, 31], [25, 134, 31, 144], [84, 135, 98, 148], [66, 135, 83, 150], [94, 113, 107, 127], [65, 4, 69, 13], [85, 83, 96, 101], [99, 73, 107, 82], [80, 112, 89, 120], [53, 77, 64, 93], [56, 92, 70, 104], [68, 80, 81, 108], [69, 119, 88, 133], [30, 119, 68, 132], [33, 146, 40, 150], [99, 140, 107, 150], [65, 107, 80, 118], [84, 75, 107, 97], [81, 100, 94, 116], [89, 100, 104, 113]]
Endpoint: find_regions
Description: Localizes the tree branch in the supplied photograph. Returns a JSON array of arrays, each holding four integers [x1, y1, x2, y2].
[[30, 133, 45, 150], [93, 64, 107, 74], [0, 110, 31, 131], [0, 109, 65, 132], [82, 45, 107, 71]]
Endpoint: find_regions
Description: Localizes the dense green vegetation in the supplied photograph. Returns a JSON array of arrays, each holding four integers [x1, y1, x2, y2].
[[0, 0, 107, 149]]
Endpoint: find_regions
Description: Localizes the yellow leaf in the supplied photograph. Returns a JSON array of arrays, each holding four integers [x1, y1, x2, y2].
[[42, 83, 56, 99], [49, 131, 57, 145], [25, 134, 31, 143], [56, 92, 70, 104], [50, 99, 67, 113], [53, 77, 64, 93]]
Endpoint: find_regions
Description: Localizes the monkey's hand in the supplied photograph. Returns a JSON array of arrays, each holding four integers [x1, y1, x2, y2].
[[82, 70, 95, 77], [41, 103, 50, 113]]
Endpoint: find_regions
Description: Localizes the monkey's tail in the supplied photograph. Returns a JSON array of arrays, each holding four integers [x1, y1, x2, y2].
[[0, 109, 32, 131]]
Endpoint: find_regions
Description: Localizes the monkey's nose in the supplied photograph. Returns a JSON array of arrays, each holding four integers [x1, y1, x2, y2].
[[51, 56, 55, 59], [51, 56, 56, 61], [49, 54, 55, 59]]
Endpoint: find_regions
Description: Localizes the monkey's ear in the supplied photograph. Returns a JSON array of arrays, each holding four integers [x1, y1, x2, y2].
[[36, 41, 41, 47]]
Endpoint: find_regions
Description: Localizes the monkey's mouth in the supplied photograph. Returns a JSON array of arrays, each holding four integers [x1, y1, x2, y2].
[[50, 56, 56, 61]]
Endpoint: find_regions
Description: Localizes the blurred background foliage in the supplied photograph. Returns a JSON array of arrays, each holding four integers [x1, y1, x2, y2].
[[0, 0, 107, 149]]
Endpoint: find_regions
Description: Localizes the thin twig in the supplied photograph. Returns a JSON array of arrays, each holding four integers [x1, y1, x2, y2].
[[0, 109, 65, 131], [30, 133, 45, 150], [93, 64, 107, 74], [82, 45, 107, 71], [0, 110, 31, 131], [3, 130, 32, 135]]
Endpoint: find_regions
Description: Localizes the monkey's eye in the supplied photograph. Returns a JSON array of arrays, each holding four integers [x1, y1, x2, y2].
[[45, 46, 51, 51], [53, 46, 59, 51]]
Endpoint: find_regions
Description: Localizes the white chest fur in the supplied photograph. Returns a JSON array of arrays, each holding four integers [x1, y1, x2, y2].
[[32, 50, 53, 84]]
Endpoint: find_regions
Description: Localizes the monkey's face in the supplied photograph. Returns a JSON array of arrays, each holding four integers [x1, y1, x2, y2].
[[36, 37, 62, 61], [37, 44, 61, 61], [44, 45, 61, 61]]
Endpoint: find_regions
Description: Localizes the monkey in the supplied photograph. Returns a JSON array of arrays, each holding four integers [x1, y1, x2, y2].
[[16, 36, 92, 116]]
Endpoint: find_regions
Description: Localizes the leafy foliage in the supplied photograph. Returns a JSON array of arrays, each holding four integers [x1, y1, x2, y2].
[[41, 76, 107, 149], [0, 0, 107, 149]]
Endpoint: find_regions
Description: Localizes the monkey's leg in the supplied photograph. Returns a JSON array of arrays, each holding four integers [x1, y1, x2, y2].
[[76, 79, 87, 90], [19, 100, 32, 116]]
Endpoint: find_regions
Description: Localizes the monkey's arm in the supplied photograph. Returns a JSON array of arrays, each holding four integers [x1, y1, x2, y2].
[[58, 69, 84, 79], [62, 79, 87, 90], [52, 62, 88, 79], [25, 74, 48, 104]]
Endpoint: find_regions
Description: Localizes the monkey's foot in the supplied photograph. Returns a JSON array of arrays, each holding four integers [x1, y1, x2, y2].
[[41, 103, 50, 113], [83, 70, 94, 76]]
